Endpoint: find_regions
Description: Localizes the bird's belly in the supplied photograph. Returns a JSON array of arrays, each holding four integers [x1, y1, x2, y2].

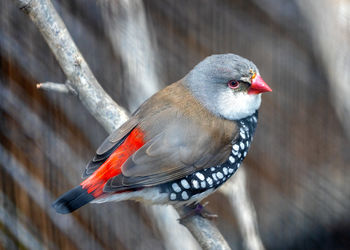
[[91, 185, 215, 207]]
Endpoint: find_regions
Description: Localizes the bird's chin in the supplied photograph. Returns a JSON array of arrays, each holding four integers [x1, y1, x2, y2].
[[216, 92, 261, 121]]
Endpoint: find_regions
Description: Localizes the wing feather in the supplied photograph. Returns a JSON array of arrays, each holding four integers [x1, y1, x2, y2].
[[83, 81, 238, 192], [82, 117, 139, 178], [103, 82, 238, 192]]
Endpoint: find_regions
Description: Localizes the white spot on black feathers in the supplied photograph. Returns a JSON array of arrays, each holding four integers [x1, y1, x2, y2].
[[181, 179, 190, 189], [192, 179, 199, 189], [229, 156, 235, 163], [181, 191, 189, 200], [172, 183, 181, 193], [170, 193, 176, 200], [217, 172, 224, 179], [196, 173, 205, 181], [206, 177, 213, 186]]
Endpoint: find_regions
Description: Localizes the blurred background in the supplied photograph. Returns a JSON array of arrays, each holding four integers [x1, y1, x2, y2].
[[0, 0, 350, 249]]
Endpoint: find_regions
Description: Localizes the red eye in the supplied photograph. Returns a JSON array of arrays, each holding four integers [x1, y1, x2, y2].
[[228, 80, 239, 89]]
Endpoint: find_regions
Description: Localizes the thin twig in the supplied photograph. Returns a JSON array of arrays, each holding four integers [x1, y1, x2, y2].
[[37, 82, 70, 94], [15, 0, 231, 249]]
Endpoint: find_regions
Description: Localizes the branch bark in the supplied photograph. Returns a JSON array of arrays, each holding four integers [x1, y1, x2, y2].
[[15, 0, 231, 249]]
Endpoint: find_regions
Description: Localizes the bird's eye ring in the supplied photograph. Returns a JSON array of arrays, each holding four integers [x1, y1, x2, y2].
[[228, 80, 240, 89]]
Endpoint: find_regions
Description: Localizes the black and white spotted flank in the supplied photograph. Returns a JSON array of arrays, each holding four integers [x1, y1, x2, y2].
[[160, 111, 258, 202]]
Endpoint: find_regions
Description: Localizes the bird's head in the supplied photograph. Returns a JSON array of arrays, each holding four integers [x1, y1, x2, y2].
[[184, 53, 272, 120]]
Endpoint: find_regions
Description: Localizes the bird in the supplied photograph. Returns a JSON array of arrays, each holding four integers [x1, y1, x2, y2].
[[53, 53, 272, 214]]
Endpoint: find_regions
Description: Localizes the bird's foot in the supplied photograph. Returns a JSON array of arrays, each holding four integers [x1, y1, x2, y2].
[[178, 202, 218, 223]]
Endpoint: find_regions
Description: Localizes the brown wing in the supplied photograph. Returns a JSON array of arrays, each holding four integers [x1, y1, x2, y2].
[[103, 81, 239, 192], [82, 117, 139, 178]]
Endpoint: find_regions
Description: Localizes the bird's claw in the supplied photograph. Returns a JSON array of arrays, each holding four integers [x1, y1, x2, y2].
[[178, 202, 218, 223]]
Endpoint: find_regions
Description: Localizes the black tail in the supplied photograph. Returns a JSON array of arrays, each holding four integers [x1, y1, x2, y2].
[[52, 186, 95, 214]]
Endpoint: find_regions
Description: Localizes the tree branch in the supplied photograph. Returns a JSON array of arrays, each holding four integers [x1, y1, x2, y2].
[[16, 0, 129, 133], [296, 0, 350, 139], [15, 0, 231, 249], [177, 207, 231, 250], [99, 0, 161, 111], [221, 169, 265, 250]]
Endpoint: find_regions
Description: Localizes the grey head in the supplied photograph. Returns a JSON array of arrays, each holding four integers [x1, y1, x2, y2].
[[184, 53, 264, 120]]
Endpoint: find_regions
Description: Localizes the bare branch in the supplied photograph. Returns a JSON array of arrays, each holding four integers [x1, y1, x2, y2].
[[177, 207, 231, 250], [16, 0, 129, 133], [37, 82, 70, 94], [15, 0, 232, 248], [37, 80, 78, 95], [100, 0, 161, 111], [146, 205, 201, 250], [221, 169, 265, 250], [296, 0, 350, 139]]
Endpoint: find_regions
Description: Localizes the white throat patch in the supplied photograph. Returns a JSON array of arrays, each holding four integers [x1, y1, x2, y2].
[[217, 92, 261, 120]]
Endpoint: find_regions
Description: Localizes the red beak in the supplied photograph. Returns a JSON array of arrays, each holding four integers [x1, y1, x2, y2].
[[248, 75, 272, 95]]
